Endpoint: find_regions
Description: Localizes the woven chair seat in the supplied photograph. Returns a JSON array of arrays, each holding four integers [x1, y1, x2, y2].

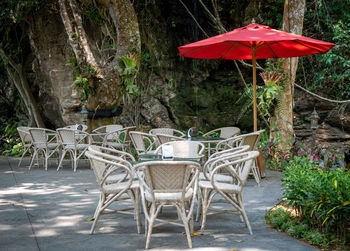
[[36, 143, 60, 149], [145, 188, 194, 202], [103, 180, 139, 193], [199, 172, 233, 183], [104, 142, 126, 148], [106, 173, 138, 184], [64, 144, 90, 150], [199, 180, 240, 193]]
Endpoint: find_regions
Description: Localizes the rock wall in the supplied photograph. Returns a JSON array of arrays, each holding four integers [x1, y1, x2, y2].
[[294, 88, 350, 151]]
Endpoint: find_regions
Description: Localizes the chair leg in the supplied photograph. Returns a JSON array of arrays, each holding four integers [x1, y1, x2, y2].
[[200, 188, 209, 233], [145, 204, 156, 249], [57, 150, 67, 171], [252, 160, 260, 185], [179, 203, 192, 248], [18, 147, 30, 167], [196, 188, 202, 222], [90, 193, 105, 234], [238, 194, 252, 235], [29, 150, 38, 170], [132, 188, 142, 234]]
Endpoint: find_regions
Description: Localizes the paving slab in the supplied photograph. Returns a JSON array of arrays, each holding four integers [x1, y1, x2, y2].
[[0, 156, 320, 251]]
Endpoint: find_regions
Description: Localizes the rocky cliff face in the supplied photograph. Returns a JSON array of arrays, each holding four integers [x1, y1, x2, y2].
[[2, 0, 349, 152]]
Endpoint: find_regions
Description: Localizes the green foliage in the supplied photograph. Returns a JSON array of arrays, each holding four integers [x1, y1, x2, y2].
[[282, 156, 350, 241], [265, 208, 331, 249], [299, 0, 350, 100], [0, 118, 24, 156], [70, 58, 99, 103], [116, 55, 139, 94], [258, 81, 283, 118]]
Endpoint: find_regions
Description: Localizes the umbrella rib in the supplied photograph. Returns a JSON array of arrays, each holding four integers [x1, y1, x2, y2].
[[291, 40, 325, 53], [220, 42, 249, 59], [181, 45, 209, 56]]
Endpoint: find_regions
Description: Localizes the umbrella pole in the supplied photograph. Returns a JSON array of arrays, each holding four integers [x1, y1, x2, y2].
[[252, 49, 257, 131]]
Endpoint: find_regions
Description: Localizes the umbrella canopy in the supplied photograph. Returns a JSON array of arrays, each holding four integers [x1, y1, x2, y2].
[[178, 23, 335, 131]]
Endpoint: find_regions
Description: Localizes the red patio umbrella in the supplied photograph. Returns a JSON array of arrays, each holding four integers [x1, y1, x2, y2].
[[178, 23, 335, 131]]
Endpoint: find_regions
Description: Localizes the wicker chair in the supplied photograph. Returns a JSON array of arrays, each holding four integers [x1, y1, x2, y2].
[[134, 160, 200, 249], [17, 126, 34, 167], [203, 126, 240, 139], [129, 131, 158, 155], [198, 151, 259, 235], [215, 136, 243, 152], [56, 128, 92, 172], [87, 145, 136, 184], [91, 124, 123, 144], [28, 128, 61, 170], [149, 128, 185, 137], [196, 145, 250, 221], [237, 130, 265, 184], [155, 140, 205, 160], [155, 133, 185, 145], [85, 148, 141, 234], [102, 128, 129, 152]]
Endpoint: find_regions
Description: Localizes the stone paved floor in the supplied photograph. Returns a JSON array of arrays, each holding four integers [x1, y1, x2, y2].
[[0, 156, 320, 251]]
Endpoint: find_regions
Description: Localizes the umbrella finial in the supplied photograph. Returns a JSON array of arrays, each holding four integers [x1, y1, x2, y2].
[[251, 18, 256, 24]]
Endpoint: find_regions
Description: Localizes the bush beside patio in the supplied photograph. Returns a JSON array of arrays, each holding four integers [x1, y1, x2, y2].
[[265, 152, 350, 250]]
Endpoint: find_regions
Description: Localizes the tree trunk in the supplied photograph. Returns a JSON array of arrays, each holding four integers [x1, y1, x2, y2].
[[272, 0, 305, 146], [0, 49, 45, 128], [58, 0, 141, 129]]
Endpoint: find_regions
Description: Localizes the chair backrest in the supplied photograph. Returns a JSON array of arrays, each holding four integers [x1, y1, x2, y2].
[[149, 128, 185, 137], [211, 151, 259, 188], [202, 145, 250, 181], [103, 128, 127, 143], [156, 133, 184, 145], [204, 126, 240, 139], [155, 141, 205, 159], [88, 145, 135, 164], [124, 126, 136, 142], [215, 136, 243, 152], [17, 126, 32, 145], [57, 128, 76, 145], [129, 131, 158, 154], [135, 161, 200, 197], [29, 128, 56, 145], [238, 129, 265, 151], [86, 150, 134, 189]]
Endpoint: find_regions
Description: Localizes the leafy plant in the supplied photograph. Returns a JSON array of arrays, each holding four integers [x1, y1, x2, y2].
[[282, 156, 350, 242], [116, 54, 139, 94]]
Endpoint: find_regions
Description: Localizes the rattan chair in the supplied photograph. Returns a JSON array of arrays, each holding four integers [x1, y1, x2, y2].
[[102, 128, 129, 152], [237, 130, 264, 184], [149, 128, 185, 137], [28, 128, 61, 170], [134, 160, 200, 249], [129, 131, 158, 155], [87, 145, 136, 184], [56, 128, 92, 172], [86, 148, 141, 234], [17, 126, 34, 167], [198, 151, 259, 235], [203, 126, 240, 139], [91, 124, 123, 144], [215, 136, 243, 152], [155, 140, 205, 160], [155, 133, 185, 145]]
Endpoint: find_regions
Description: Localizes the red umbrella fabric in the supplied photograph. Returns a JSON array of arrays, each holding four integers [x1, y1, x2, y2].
[[178, 23, 335, 130]]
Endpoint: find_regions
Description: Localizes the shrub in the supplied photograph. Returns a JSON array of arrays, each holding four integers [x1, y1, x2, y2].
[[282, 155, 350, 241]]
